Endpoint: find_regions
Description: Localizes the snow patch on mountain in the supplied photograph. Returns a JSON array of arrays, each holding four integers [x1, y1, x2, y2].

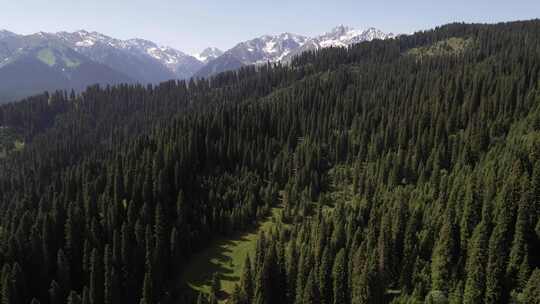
[[197, 26, 393, 78], [314, 25, 393, 49], [52, 30, 203, 78], [281, 26, 394, 62], [194, 47, 224, 64], [223, 32, 309, 65]]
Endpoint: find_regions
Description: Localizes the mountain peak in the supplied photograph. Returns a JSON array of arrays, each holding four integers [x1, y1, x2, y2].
[[229, 32, 308, 63], [329, 24, 353, 34], [0, 30, 16, 39], [46, 30, 202, 78], [202, 47, 222, 54], [314, 25, 392, 48], [125, 38, 158, 49], [196, 25, 394, 78], [195, 47, 224, 64]]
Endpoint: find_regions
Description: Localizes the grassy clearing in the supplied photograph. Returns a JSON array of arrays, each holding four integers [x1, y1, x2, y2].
[[0, 127, 23, 158], [14, 140, 25, 151], [180, 207, 282, 300], [36, 47, 81, 68], [37, 48, 57, 66], [62, 55, 81, 68], [408, 37, 474, 58]]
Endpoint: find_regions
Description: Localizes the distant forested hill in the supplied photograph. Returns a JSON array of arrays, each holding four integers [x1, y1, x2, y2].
[[0, 20, 539, 304]]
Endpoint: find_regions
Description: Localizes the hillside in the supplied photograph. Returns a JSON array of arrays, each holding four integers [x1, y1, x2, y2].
[[0, 20, 539, 304], [0, 26, 392, 104], [0, 41, 133, 102]]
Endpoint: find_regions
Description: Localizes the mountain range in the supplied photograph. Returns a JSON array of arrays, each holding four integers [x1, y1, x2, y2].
[[195, 26, 393, 78], [0, 26, 393, 102]]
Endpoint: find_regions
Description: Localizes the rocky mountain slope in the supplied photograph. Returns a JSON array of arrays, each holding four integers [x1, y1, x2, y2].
[[196, 26, 393, 78]]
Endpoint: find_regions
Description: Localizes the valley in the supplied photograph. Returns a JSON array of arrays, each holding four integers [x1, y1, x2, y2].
[[0, 19, 539, 304]]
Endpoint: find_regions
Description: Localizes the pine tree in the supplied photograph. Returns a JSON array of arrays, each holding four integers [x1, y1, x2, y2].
[[210, 272, 221, 301], [286, 244, 298, 303], [352, 261, 377, 304], [332, 249, 348, 304], [230, 284, 246, 304], [463, 222, 488, 304], [140, 271, 153, 304], [519, 269, 540, 304], [89, 249, 103, 304], [507, 180, 532, 291], [1, 264, 12, 304], [56, 249, 71, 300], [153, 201, 168, 288], [302, 270, 321, 304], [319, 247, 333, 304], [170, 227, 182, 271], [485, 178, 516, 304], [141, 224, 155, 303], [10, 263, 26, 304], [460, 175, 481, 251], [65, 204, 83, 289], [103, 245, 113, 304], [240, 255, 254, 302], [431, 209, 457, 292]]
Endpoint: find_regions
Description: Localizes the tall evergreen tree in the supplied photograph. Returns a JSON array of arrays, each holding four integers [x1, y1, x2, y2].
[[332, 249, 348, 304]]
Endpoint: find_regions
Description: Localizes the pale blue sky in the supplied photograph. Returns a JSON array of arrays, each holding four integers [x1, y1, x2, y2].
[[2, 0, 539, 54]]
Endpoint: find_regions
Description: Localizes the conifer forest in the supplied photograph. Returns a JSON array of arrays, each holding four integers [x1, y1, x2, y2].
[[0, 20, 540, 304]]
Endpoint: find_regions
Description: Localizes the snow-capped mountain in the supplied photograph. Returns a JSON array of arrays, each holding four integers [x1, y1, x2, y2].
[[317, 25, 392, 48], [0, 29, 204, 102], [282, 26, 394, 62], [54, 30, 203, 80], [196, 26, 393, 78], [0, 25, 395, 102], [194, 47, 223, 64], [195, 33, 308, 78], [0, 32, 133, 102], [227, 33, 309, 64]]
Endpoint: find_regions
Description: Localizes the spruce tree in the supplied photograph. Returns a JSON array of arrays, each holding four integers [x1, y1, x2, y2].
[[302, 270, 321, 304], [431, 210, 457, 292], [463, 222, 488, 304], [240, 255, 254, 302], [520, 269, 540, 304], [89, 249, 103, 304], [332, 249, 348, 304]]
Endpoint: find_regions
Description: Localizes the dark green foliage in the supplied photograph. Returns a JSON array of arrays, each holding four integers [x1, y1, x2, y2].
[[431, 210, 457, 292], [89, 249, 103, 304], [302, 270, 320, 304], [462, 222, 488, 304], [519, 269, 540, 304], [210, 273, 220, 301], [240, 256, 254, 303], [0, 20, 539, 304], [332, 249, 348, 304]]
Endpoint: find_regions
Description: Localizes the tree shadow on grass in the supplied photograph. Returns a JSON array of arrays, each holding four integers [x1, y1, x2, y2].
[[167, 207, 282, 303], [182, 234, 253, 290]]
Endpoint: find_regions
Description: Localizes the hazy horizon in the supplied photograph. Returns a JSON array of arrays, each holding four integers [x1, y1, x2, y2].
[[2, 0, 539, 54]]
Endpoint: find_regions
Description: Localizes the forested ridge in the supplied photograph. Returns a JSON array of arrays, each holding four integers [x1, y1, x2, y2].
[[0, 20, 540, 304]]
